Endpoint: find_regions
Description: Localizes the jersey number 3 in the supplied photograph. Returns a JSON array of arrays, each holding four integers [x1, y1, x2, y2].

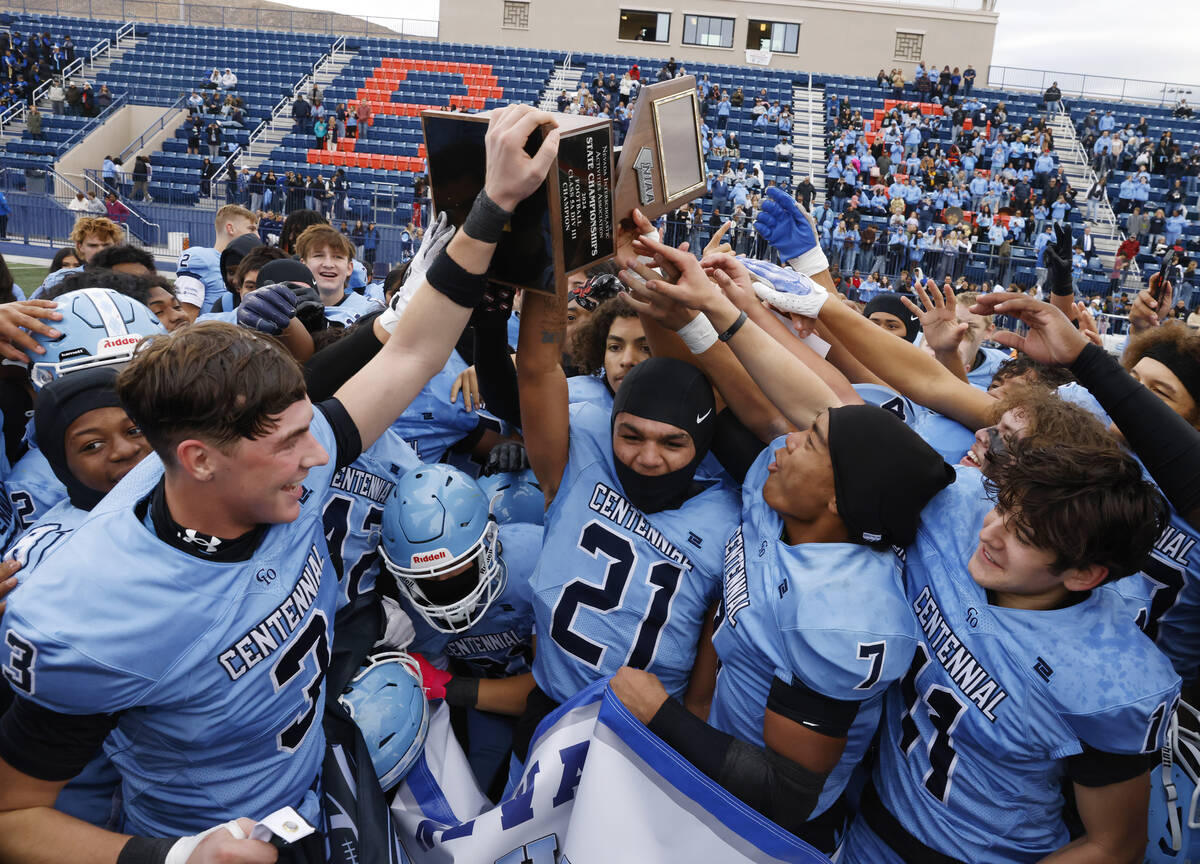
[[271, 611, 329, 753], [3, 629, 36, 695], [551, 521, 683, 671]]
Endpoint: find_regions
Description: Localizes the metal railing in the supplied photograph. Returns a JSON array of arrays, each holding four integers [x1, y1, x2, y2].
[[117, 93, 186, 162], [4, 0, 439, 39], [986, 65, 1198, 108], [0, 102, 27, 132], [115, 21, 136, 43], [76, 167, 162, 245]]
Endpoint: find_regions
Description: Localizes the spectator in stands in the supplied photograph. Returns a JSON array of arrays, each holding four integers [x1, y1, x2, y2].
[[25, 104, 41, 139], [206, 122, 223, 159], [95, 84, 112, 112], [205, 67, 220, 89], [716, 92, 730, 130], [131, 155, 150, 202], [219, 68, 237, 91], [356, 98, 371, 140], [963, 64, 976, 96], [1043, 81, 1062, 114], [1147, 208, 1167, 249], [186, 90, 201, 111], [0, 189, 8, 240], [199, 156, 215, 198], [292, 93, 311, 134], [313, 116, 328, 149], [84, 191, 104, 215], [1165, 208, 1186, 249], [67, 191, 88, 217], [1175, 99, 1194, 119], [186, 116, 201, 155], [47, 77, 64, 114], [103, 192, 130, 225]]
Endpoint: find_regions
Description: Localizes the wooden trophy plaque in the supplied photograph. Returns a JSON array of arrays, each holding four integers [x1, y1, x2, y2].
[[421, 109, 615, 295], [613, 75, 707, 236]]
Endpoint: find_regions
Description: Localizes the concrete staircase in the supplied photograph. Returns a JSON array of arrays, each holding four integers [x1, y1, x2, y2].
[[1046, 108, 1136, 286], [538, 60, 584, 111], [790, 80, 825, 204]]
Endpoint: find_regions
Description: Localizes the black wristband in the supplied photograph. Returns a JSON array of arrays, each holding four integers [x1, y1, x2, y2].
[[444, 675, 480, 709], [717, 310, 749, 342], [426, 250, 489, 309], [117, 837, 176, 864], [462, 189, 513, 244]]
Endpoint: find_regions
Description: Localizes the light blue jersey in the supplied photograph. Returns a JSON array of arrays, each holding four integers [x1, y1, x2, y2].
[[325, 291, 383, 327], [967, 345, 1009, 390], [4, 498, 121, 827], [840, 467, 1181, 863], [567, 373, 611, 409], [851, 383, 918, 428], [175, 246, 224, 313], [912, 410, 975, 465], [709, 440, 919, 818], [404, 523, 542, 678], [530, 401, 739, 703], [5, 447, 67, 532], [198, 308, 239, 325], [390, 351, 481, 464], [0, 410, 345, 836], [324, 429, 419, 607]]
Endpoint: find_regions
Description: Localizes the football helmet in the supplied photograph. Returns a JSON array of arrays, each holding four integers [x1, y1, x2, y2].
[[477, 468, 544, 526], [1147, 700, 1200, 863], [30, 288, 164, 390], [338, 652, 428, 790], [378, 464, 503, 634]]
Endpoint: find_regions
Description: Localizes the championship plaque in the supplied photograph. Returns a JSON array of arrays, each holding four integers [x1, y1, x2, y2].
[[613, 75, 706, 232], [421, 110, 615, 295]]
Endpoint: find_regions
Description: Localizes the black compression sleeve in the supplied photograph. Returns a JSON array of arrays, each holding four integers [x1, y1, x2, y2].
[[647, 697, 826, 833], [1064, 745, 1157, 787], [116, 837, 176, 864], [767, 674, 860, 738], [303, 311, 384, 402], [0, 696, 118, 781], [1070, 343, 1200, 521], [709, 408, 767, 485], [473, 319, 522, 428], [316, 398, 363, 470]]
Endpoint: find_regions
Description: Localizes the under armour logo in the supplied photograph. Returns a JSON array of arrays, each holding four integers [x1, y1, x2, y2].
[[180, 529, 222, 554]]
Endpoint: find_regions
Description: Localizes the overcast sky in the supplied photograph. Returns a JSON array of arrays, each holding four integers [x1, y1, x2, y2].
[[272, 0, 1200, 88]]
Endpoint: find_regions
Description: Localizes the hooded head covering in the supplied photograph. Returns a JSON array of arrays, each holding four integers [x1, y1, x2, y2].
[[610, 357, 715, 513], [864, 294, 921, 342], [218, 233, 265, 294], [35, 366, 126, 511], [827, 404, 955, 546]]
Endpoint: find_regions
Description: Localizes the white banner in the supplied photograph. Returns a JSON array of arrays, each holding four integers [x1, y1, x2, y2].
[[391, 679, 831, 864], [745, 49, 773, 67]]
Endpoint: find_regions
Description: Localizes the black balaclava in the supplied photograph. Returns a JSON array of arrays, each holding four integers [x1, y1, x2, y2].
[[35, 366, 124, 511], [610, 357, 716, 514], [827, 404, 955, 546], [864, 294, 921, 342], [218, 232, 265, 294]]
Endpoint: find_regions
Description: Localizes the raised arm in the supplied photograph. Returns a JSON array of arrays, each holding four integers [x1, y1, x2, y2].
[[628, 233, 839, 431], [335, 105, 560, 451], [515, 281, 570, 505]]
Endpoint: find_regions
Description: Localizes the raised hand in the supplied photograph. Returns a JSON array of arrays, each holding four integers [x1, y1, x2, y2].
[[404, 210, 456, 291], [483, 104, 561, 212], [1130, 280, 1172, 332], [753, 187, 829, 275], [236, 283, 297, 336], [970, 292, 1088, 366], [702, 220, 734, 257], [0, 299, 63, 363], [618, 256, 698, 331], [621, 230, 727, 315], [901, 279, 967, 354], [1042, 222, 1075, 296], [741, 257, 830, 319], [1073, 301, 1104, 347], [700, 253, 758, 311]]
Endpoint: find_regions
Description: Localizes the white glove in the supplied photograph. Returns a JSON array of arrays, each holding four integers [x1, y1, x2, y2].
[[742, 258, 830, 319], [166, 820, 247, 864], [380, 211, 456, 333], [375, 596, 415, 650]]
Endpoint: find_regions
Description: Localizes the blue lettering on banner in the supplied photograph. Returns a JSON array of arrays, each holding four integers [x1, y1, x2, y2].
[[500, 760, 540, 830], [552, 741, 589, 807]]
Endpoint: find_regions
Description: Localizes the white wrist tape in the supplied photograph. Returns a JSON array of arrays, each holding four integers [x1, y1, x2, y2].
[[165, 821, 246, 864], [785, 246, 831, 278], [676, 313, 719, 354]]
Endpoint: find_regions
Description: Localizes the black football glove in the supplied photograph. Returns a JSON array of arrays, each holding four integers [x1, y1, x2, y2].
[[482, 441, 530, 477], [1042, 222, 1075, 297]]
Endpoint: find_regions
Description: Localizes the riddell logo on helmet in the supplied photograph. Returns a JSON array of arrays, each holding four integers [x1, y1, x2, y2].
[[412, 548, 450, 566], [98, 335, 141, 351]]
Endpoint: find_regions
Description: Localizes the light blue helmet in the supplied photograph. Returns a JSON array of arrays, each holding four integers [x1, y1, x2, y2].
[[1147, 701, 1200, 864], [30, 288, 165, 390], [349, 259, 368, 290], [476, 469, 544, 526], [337, 652, 428, 790], [378, 464, 503, 634], [851, 383, 918, 428]]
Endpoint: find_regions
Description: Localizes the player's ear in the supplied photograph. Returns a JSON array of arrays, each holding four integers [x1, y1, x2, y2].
[[1062, 564, 1108, 593], [175, 437, 217, 482]]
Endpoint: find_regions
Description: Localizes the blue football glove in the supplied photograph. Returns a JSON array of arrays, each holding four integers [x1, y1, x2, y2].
[[741, 257, 830, 319], [237, 283, 297, 336], [752, 187, 830, 276]]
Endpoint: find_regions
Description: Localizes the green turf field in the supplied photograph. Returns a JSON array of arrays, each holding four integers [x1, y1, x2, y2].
[[9, 263, 49, 295]]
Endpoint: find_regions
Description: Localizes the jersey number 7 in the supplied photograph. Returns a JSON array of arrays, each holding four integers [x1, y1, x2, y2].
[[551, 521, 683, 671]]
